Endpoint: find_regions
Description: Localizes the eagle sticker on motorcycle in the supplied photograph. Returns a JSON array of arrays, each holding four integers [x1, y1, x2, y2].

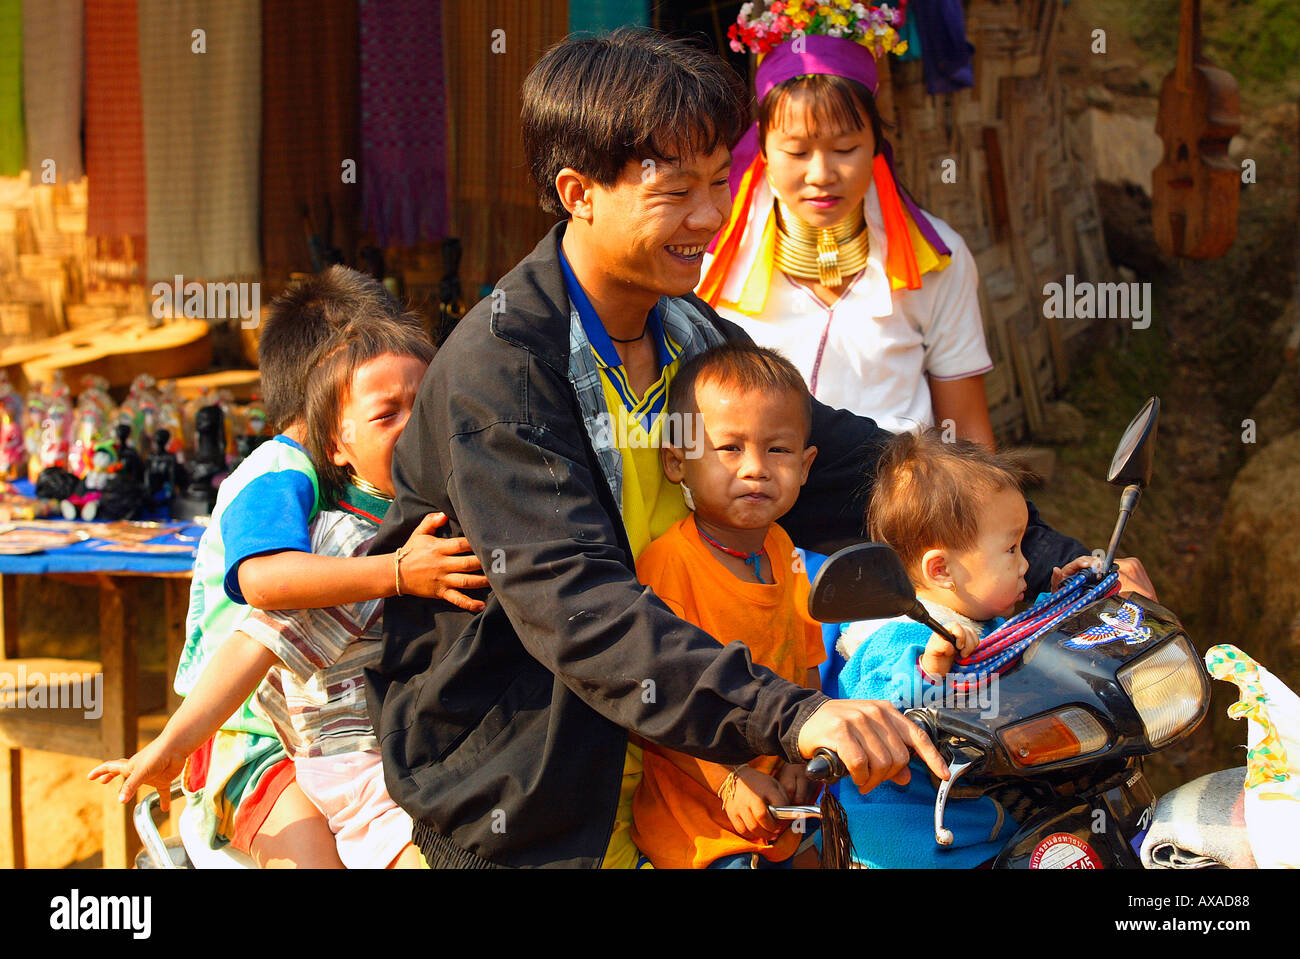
[[1063, 601, 1152, 650]]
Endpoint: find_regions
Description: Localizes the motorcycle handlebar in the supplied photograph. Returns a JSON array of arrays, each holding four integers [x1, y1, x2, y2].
[[806, 711, 935, 785]]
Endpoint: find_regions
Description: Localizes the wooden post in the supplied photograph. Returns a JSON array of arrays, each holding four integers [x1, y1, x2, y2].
[[163, 576, 188, 715], [98, 575, 139, 869], [0, 576, 23, 868]]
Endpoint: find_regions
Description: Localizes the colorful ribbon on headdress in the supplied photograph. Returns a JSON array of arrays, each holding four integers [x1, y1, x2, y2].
[[701, 34, 950, 307]]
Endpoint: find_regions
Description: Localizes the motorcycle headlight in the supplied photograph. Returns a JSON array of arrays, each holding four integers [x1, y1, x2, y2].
[[1117, 635, 1209, 747]]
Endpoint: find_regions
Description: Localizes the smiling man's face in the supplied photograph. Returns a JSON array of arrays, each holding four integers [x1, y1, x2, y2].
[[581, 144, 733, 299]]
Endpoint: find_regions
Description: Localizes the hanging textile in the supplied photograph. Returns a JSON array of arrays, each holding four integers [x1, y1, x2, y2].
[[444, 0, 567, 298], [0, 0, 21, 177], [261, 0, 359, 282], [85, 0, 147, 242], [23, 0, 84, 183], [909, 0, 975, 95], [568, 0, 647, 32], [359, 0, 447, 248], [138, 0, 261, 282]]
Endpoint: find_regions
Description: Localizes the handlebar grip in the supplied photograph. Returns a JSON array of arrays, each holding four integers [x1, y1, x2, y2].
[[806, 747, 845, 784]]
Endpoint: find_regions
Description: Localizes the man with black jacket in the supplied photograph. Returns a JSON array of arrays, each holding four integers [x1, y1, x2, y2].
[[367, 28, 1151, 868]]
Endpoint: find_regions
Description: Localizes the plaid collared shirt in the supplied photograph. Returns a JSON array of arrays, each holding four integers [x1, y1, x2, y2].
[[567, 294, 727, 511]]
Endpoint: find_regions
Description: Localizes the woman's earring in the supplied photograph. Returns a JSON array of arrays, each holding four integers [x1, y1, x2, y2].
[[681, 484, 695, 511]]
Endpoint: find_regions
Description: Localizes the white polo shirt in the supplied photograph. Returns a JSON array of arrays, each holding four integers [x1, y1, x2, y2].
[[708, 188, 993, 433]]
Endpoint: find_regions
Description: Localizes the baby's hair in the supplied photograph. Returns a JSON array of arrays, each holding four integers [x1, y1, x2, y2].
[[303, 316, 434, 506], [665, 341, 812, 447], [259, 265, 410, 433], [868, 429, 1031, 577]]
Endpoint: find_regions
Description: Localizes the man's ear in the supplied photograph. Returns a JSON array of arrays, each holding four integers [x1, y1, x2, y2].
[[919, 548, 952, 590], [555, 168, 594, 222], [660, 443, 686, 484]]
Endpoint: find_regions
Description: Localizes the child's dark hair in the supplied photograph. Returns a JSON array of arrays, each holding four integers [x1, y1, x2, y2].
[[868, 429, 1030, 578], [758, 74, 886, 157], [303, 317, 434, 506], [666, 342, 812, 446], [521, 27, 749, 217], [259, 265, 409, 433]]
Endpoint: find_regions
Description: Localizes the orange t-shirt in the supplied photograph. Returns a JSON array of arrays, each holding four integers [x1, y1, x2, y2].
[[630, 514, 826, 868]]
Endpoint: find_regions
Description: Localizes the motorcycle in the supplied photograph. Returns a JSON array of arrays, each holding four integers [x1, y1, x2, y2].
[[135, 397, 1215, 869], [133, 784, 255, 869], [774, 396, 1216, 868]]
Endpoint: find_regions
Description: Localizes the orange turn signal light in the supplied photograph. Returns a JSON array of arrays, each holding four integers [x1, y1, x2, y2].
[[1000, 708, 1110, 768]]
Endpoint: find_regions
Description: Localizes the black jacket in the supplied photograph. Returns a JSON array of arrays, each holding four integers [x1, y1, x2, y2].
[[367, 223, 1086, 868]]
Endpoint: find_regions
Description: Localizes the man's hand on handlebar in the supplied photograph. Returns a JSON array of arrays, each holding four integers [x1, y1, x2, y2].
[[797, 700, 949, 794]]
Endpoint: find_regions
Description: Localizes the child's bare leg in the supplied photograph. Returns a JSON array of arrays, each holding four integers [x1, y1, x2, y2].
[[387, 842, 424, 869], [249, 780, 343, 868]]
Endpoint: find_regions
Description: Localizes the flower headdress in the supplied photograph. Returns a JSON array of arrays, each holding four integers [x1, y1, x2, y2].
[[701, 1, 951, 309], [728, 1, 908, 59]]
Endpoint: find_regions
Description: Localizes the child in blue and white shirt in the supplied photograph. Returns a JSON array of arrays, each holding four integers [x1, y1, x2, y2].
[[834, 428, 1096, 868]]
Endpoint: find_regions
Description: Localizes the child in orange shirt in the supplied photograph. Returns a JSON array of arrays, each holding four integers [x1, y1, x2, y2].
[[631, 342, 825, 869]]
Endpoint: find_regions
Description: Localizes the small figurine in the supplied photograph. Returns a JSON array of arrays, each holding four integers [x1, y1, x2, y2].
[[146, 428, 185, 515], [157, 383, 187, 463], [0, 383, 24, 481], [61, 442, 119, 520], [173, 404, 226, 520], [67, 405, 108, 479], [22, 387, 48, 482], [113, 422, 146, 487], [37, 404, 72, 478]]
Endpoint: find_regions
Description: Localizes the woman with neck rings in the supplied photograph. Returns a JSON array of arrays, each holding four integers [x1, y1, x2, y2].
[[699, 5, 995, 446]]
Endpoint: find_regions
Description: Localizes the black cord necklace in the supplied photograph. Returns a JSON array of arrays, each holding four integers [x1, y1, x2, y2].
[[608, 322, 649, 344]]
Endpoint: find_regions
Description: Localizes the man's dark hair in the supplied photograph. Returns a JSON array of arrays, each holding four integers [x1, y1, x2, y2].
[[521, 27, 750, 217], [258, 265, 410, 433]]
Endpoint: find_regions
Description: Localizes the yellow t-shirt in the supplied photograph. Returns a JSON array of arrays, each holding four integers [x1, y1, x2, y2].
[[595, 351, 689, 869]]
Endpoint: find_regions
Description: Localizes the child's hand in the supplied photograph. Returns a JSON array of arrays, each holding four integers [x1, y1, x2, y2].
[[919, 621, 979, 678], [398, 512, 490, 612], [87, 739, 187, 809], [722, 767, 790, 843], [775, 760, 819, 806], [1052, 554, 1102, 591]]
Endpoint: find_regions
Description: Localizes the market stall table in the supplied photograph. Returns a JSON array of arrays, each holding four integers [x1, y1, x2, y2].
[[0, 517, 199, 869]]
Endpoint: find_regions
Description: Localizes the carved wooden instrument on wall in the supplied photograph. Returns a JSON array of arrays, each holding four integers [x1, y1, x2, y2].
[[1151, 0, 1241, 259]]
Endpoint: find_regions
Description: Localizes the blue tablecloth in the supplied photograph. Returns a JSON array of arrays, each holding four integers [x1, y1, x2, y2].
[[0, 480, 199, 575]]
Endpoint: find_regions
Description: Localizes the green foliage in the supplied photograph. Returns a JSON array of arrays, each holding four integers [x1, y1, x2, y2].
[[1086, 0, 1300, 102]]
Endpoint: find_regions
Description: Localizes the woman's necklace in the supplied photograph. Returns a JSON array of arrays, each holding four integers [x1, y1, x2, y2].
[[696, 525, 767, 584], [773, 199, 871, 289]]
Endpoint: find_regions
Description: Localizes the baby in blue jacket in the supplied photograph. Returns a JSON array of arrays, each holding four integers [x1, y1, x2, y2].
[[835, 428, 1094, 868]]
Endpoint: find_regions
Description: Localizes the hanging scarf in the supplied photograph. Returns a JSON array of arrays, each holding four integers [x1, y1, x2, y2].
[[139, 0, 261, 282], [910, 0, 976, 96], [86, 0, 147, 241], [23, 0, 84, 183], [700, 34, 950, 311], [0, 0, 21, 178], [261, 0, 359, 280], [359, 0, 448, 248]]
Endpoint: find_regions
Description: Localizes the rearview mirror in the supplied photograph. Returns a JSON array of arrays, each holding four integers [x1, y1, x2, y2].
[[808, 542, 918, 623], [1107, 396, 1160, 488]]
